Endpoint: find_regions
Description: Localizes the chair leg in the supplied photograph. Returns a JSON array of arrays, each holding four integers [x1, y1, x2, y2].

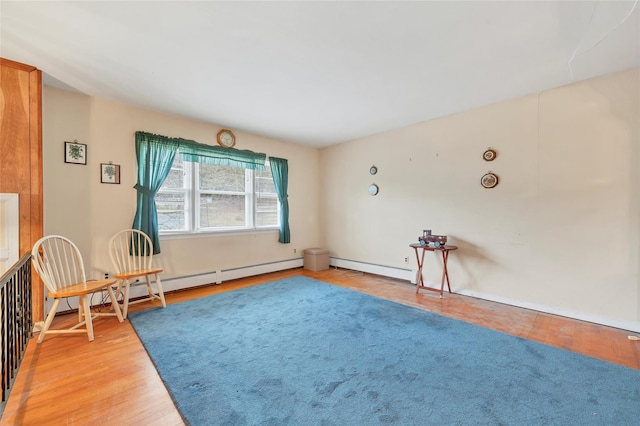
[[113, 279, 124, 301], [78, 298, 84, 323], [122, 279, 131, 319], [81, 295, 94, 341], [106, 285, 124, 323], [155, 274, 167, 308], [144, 275, 154, 299], [38, 298, 61, 343]]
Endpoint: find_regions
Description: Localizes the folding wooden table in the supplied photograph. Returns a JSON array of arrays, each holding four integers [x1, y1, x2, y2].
[[410, 243, 457, 297]]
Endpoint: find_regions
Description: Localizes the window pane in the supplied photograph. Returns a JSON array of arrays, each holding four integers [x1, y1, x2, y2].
[[256, 168, 276, 193], [162, 156, 187, 189], [256, 195, 279, 227], [199, 164, 246, 191], [157, 192, 187, 231], [199, 194, 246, 227]]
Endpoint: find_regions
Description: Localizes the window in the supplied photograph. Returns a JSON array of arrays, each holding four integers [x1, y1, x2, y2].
[[156, 153, 279, 234]]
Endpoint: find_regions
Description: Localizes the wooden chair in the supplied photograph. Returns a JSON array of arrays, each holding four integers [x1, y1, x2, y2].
[[108, 229, 166, 318], [31, 235, 123, 343]]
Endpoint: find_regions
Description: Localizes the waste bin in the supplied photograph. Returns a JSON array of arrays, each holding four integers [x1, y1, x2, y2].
[[303, 248, 330, 271]]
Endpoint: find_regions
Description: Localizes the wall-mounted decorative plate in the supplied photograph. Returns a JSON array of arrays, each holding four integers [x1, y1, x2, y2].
[[481, 172, 499, 188], [369, 165, 378, 175], [483, 148, 497, 161], [368, 183, 379, 196]]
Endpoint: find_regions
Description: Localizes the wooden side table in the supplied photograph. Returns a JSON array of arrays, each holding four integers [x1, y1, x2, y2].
[[409, 243, 458, 297]]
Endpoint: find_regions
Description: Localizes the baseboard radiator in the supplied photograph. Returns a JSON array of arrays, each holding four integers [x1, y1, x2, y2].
[[0, 252, 33, 411], [329, 257, 417, 282], [158, 258, 305, 295], [158, 257, 416, 295]]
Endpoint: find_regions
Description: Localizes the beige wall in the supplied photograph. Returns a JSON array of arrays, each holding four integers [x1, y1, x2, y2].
[[321, 68, 640, 329], [42, 68, 640, 330], [43, 88, 320, 282]]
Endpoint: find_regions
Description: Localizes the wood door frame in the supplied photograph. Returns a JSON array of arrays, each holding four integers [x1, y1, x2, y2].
[[1, 57, 44, 321]]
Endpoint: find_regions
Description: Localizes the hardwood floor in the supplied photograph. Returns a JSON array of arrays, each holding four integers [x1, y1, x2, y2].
[[2, 267, 639, 425]]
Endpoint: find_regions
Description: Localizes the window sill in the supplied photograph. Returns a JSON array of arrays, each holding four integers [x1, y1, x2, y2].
[[159, 227, 279, 241]]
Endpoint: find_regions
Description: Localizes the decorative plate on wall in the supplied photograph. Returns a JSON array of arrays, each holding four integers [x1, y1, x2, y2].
[[369, 165, 378, 175], [483, 148, 497, 161], [481, 172, 499, 189], [368, 184, 379, 196]]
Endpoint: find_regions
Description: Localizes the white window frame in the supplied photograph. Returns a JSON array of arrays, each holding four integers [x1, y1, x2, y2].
[[158, 158, 279, 237]]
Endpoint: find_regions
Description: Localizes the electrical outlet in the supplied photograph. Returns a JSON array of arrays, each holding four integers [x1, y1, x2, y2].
[[294, 248, 297, 253], [104, 272, 110, 279], [404, 257, 409, 263]]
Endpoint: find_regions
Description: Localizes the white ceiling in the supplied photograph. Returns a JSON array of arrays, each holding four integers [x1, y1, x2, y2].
[[1, 1, 638, 147]]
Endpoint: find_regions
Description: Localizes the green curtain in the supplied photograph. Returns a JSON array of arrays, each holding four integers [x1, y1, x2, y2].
[[269, 157, 291, 243], [132, 132, 179, 254], [179, 139, 266, 170]]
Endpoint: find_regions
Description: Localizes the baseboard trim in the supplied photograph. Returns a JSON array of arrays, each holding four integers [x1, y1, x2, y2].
[[455, 289, 640, 334], [328, 257, 640, 333], [49, 258, 304, 314], [329, 257, 417, 283], [49, 256, 640, 333], [160, 258, 304, 293]]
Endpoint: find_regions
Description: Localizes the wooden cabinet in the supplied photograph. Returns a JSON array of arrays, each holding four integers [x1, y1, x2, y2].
[[0, 57, 44, 321]]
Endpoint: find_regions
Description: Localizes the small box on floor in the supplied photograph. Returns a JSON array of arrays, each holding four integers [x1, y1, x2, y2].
[[303, 248, 330, 271]]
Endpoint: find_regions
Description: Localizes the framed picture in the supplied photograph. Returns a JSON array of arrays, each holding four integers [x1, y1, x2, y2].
[[483, 148, 497, 162], [481, 172, 499, 189], [65, 141, 87, 165], [101, 163, 120, 184]]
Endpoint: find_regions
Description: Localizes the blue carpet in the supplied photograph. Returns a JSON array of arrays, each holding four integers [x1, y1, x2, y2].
[[129, 277, 640, 425]]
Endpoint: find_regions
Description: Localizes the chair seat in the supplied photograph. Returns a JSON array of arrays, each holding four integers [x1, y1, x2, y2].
[[48, 279, 118, 298], [115, 268, 163, 279]]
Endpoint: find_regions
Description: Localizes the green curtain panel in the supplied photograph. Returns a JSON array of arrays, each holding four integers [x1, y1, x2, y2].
[[179, 138, 266, 170], [132, 132, 179, 253], [269, 157, 291, 243]]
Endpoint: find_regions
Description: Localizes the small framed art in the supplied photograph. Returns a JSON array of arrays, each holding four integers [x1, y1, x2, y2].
[[481, 172, 499, 189], [101, 163, 120, 184], [483, 148, 497, 162], [65, 140, 87, 165]]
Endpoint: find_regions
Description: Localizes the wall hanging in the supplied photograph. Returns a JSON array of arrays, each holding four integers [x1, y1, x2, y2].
[[65, 140, 87, 165], [481, 172, 499, 189], [101, 162, 120, 184], [483, 148, 497, 161]]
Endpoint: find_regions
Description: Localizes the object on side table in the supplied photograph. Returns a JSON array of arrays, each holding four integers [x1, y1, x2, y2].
[[418, 229, 447, 248]]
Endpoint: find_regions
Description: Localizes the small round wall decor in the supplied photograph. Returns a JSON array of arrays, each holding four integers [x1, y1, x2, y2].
[[481, 172, 499, 189], [369, 165, 378, 175], [483, 148, 497, 161], [368, 183, 379, 196]]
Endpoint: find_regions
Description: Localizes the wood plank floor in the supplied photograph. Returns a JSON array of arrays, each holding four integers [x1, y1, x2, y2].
[[2, 267, 639, 425]]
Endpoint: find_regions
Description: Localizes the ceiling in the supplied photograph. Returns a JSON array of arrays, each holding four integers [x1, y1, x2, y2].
[[1, 1, 638, 147]]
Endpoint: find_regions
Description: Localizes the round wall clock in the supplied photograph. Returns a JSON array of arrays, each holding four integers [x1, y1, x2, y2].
[[481, 172, 499, 189], [483, 148, 497, 161], [368, 183, 379, 196], [370, 165, 378, 175], [217, 129, 236, 148]]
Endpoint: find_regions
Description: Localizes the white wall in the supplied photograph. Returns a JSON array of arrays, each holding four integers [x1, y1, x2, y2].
[[42, 68, 640, 331], [42, 88, 321, 285], [321, 68, 640, 330]]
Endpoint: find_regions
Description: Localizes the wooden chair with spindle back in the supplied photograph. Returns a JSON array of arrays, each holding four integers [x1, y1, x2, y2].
[[108, 229, 166, 318], [31, 235, 123, 342]]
